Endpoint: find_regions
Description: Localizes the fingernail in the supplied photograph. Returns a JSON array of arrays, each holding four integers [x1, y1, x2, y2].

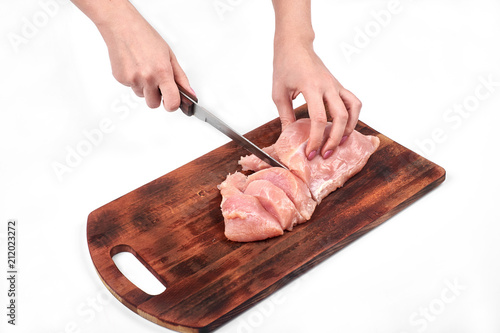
[[189, 87, 197, 97], [340, 135, 349, 145], [323, 150, 333, 159], [307, 150, 317, 160]]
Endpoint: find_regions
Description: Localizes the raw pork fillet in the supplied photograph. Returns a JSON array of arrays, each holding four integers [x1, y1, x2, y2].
[[240, 119, 380, 203], [220, 118, 379, 242]]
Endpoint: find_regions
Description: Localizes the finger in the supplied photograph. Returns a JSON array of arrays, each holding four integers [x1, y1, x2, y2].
[[303, 91, 327, 160], [321, 93, 348, 158], [159, 77, 181, 111], [131, 85, 144, 98], [272, 86, 296, 130], [170, 51, 196, 97], [339, 88, 362, 136], [157, 62, 181, 112], [143, 84, 162, 109]]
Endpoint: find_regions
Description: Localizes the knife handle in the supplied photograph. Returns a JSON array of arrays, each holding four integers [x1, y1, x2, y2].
[[177, 85, 198, 117]]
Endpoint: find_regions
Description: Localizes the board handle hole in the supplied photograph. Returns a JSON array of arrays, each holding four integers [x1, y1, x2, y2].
[[111, 245, 166, 296]]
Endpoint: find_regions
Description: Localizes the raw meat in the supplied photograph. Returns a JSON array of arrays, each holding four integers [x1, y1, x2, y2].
[[240, 119, 380, 203], [247, 168, 316, 221], [239, 146, 278, 172], [244, 179, 302, 231], [221, 118, 379, 242], [219, 170, 308, 238], [218, 173, 283, 242]]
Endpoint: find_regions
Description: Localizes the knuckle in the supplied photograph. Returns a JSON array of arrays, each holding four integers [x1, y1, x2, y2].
[[323, 74, 335, 85], [309, 137, 323, 149], [133, 89, 144, 98], [313, 115, 328, 126], [306, 81, 322, 92], [143, 70, 157, 85], [336, 110, 349, 122], [272, 91, 285, 105], [280, 118, 294, 129], [281, 119, 291, 128], [156, 66, 172, 79], [164, 103, 177, 112], [111, 70, 121, 82], [353, 97, 362, 110], [164, 98, 180, 112], [131, 72, 143, 87], [112, 71, 128, 86], [175, 70, 188, 82], [344, 127, 355, 135], [146, 99, 160, 109]]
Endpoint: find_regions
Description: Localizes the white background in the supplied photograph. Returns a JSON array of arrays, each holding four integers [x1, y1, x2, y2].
[[1, 0, 499, 332]]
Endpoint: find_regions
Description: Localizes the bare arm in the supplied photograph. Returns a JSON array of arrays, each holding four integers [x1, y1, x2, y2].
[[271, 0, 361, 159], [71, 0, 195, 110]]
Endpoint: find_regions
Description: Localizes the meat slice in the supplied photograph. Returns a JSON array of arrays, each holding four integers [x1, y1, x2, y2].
[[248, 168, 316, 221], [240, 119, 380, 203], [244, 179, 302, 231], [239, 146, 278, 172], [221, 194, 283, 242], [219, 173, 283, 242], [238, 120, 310, 172], [218, 171, 247, 200]]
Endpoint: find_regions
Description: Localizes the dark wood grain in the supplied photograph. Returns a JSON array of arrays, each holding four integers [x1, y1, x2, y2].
[[87, 104, 445, 332]]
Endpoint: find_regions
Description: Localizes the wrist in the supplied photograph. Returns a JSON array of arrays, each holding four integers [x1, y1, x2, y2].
[[274, 28, 315, 53], [272, 0, 314, 50], [97, 1, 138, 38], [273, 17, 315, 51]]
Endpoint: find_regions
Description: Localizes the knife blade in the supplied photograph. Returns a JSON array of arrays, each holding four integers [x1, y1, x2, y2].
[[177, 86, 288, 170]]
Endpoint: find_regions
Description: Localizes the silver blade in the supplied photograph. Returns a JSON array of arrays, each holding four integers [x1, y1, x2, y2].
[[179, 90, 287, 169], [192, 104, 288, 169]]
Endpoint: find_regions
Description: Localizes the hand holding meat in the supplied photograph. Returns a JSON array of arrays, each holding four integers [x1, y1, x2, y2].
[[272, 0, 362, 160]]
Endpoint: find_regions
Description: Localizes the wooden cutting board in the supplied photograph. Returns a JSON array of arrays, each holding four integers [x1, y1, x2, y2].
[[87, 104, 445, 332]]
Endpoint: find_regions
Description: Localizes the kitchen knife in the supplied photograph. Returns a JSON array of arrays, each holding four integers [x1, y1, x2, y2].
[[177, 86, 288, 170]]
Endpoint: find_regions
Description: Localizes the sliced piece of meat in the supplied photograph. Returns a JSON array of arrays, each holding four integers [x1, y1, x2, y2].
[[221, 194, 284, 242], [247, 168, 316, 221], [218, 172, 283, 242], [244, 179, 302, 231], [218, 172, 247, 202], [239, 146, 277, 172]]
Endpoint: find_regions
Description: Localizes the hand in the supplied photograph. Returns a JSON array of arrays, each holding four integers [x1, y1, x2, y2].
[[96, 1, 194, 111], [272, 39, 361, 160]]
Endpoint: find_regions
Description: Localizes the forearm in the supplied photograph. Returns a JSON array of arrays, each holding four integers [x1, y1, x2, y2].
[[71, 0, 139, 39], [272, 0, 315, 47]]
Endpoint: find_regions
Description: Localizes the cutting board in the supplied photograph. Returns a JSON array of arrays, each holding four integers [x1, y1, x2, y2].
[[87, 104, 445, 332]]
